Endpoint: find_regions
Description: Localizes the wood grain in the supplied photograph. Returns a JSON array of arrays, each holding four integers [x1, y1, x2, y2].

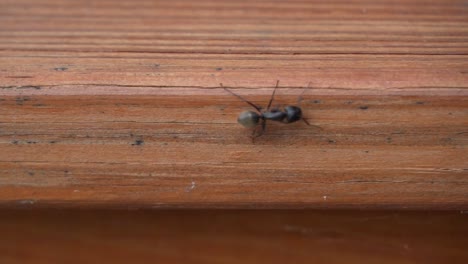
[[0, 0, 467, 209], [1, 210, 467, 264]]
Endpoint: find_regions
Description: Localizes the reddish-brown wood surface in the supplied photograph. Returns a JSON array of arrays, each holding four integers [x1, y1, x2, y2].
[[0, 0, 467, 208], [1, 210, 467, 264]]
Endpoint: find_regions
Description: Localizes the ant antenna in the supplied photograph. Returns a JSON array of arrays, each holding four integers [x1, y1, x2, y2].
[[267, 80, 279, 111], [220, 83, 262, 113], [298, 81, 322, 129]]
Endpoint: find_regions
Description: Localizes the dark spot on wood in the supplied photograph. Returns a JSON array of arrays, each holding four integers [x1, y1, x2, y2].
[[328, 139, 336, 144], [216, 67, 223, 71], [28, 171, 35, 176], [26, 141, 37, 144], [49, 140, 57, 144], [441, 138, 453, 144], [364, 150, 369, 153], [6, 76, 34, 79], [16, 86, 41, 90], [33, 104, 46, 107], [448, 112, 453, 115], [386, 137, 392, 143], [345, 101, 353, 104], [359, 106, 368, 110], [54, 67, 68, 71], [16, 97, 31, 105], [313, 100, 321, 104], [132, 139, 144, 146], [12, 140, 19, 144], [154, 64, 160, 68], [415, 101, 425, 105]]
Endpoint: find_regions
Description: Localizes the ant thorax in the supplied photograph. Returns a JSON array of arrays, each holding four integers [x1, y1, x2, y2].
[[262, 108, 287, 122]]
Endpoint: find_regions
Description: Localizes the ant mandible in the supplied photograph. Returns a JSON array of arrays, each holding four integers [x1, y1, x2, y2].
[[221, 80, 314, 140]]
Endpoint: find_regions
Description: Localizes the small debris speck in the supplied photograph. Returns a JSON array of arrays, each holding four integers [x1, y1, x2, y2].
[[54, 67, 68, 71], [185, 181, 196, 192], [18, 199, 36, 205], [132, 139, 144, 146]]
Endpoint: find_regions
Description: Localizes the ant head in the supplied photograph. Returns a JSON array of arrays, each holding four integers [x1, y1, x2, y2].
[[284, 106, 302, 123], [238, 111, 261, 128]]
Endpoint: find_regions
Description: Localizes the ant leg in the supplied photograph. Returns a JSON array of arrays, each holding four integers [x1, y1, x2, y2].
[[250, 129, 257, 143], [221, 83, 262, 113], [298, 81, 323, 129], [266, 80, 280, 111], [302, 113, 323, 130], [297, 81, 311, 106], [250, 119, 266, 142], [303, 119, 324, 130], [259, 119, 266, 136], [298, 82, 310, 122]]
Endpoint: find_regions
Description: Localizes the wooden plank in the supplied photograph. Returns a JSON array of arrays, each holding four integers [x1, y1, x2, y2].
[[0, 210, 467, 264], [0, 0, 467, 209]]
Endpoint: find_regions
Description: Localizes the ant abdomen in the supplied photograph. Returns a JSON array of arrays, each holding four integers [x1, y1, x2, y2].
[[237, 111, 260, 128]]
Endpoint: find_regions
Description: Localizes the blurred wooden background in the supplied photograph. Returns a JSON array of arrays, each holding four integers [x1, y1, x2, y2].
[[1, 210, 467, 264], [0, 0, 467, 263]]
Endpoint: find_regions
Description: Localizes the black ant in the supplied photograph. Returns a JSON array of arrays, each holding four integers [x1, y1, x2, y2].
[[221, 80, 318, 140]]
